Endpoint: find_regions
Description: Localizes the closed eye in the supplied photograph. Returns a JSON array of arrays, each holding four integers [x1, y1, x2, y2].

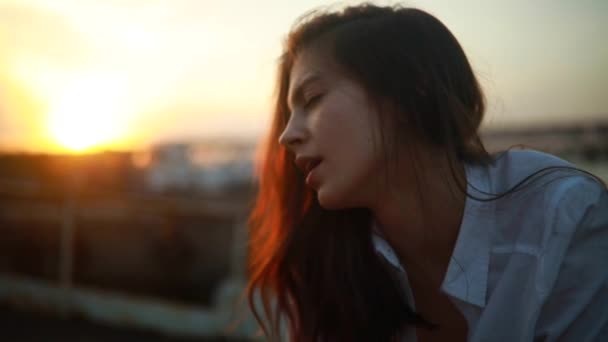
[[304, 93, 323, 109]]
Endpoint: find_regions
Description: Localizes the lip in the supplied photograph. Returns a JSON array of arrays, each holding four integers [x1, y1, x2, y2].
[[295, 156, 323, 174], [305, 161, 322, 188]]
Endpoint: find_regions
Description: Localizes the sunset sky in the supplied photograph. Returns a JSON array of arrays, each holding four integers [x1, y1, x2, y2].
[[0, 0, 606, 153]]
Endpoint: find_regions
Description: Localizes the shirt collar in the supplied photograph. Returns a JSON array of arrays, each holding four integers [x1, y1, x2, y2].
[[372, 162, 494, 308]]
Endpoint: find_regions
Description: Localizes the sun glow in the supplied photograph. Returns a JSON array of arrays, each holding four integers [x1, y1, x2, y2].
[[46, 75, 131, 153]]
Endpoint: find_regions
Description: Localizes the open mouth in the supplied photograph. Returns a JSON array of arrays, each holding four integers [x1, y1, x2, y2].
[[296, 155, 323, 175], [305, 158, 322, 174]]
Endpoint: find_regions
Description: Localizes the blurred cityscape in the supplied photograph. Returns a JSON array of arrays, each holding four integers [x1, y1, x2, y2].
[[1, 120, 607, 340], [1, 139, 258, 341]]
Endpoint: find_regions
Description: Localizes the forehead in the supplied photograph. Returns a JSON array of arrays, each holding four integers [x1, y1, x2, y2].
[[288, 46, 338, 95]]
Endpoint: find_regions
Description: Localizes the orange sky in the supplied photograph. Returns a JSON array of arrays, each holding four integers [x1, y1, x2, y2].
[[0, 0, 606, 153]]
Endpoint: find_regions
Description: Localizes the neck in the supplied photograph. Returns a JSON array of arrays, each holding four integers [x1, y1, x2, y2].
[[370, 150, 466, 285]]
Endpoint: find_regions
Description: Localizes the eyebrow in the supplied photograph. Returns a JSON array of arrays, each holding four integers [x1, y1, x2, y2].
[[287, 73, 321, 111]]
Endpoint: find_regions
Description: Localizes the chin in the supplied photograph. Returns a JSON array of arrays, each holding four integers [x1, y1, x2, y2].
[[317, 188, 350, 210]]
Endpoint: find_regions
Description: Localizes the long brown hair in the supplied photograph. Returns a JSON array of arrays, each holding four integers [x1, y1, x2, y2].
[[247, 4, 491, 341]]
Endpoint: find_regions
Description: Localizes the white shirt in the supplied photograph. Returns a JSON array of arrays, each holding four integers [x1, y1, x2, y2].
[[372, 150, 608, 342]]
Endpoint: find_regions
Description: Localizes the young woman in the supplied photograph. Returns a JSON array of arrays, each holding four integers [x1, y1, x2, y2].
[[246, 4, 608, 341]]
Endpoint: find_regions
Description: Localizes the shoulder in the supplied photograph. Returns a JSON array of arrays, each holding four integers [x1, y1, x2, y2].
[[524, 173, 607, 289], [492, 149, 569, 168], [468, 149, 606, 257], [474, 148, 605, 219], [486, 149, 574, 193], [534, 179, 608, 340], [483, 149, 605, 222], [546, 173, 606, 234]]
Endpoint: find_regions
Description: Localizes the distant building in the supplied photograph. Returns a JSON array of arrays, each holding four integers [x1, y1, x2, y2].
[[481, 121, 608, 161], [136, 141, 255, 194]]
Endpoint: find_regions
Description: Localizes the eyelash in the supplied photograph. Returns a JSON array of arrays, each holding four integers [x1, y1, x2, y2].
[[303, 93, 323, 109]]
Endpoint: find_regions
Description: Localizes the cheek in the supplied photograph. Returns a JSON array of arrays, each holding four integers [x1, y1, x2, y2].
[[318, 136, 380, 208], [317, 156, 378, 209], [313, 93, 383, 208]]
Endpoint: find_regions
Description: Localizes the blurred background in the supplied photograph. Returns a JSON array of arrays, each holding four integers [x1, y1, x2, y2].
[[0, 0, 606, 340]]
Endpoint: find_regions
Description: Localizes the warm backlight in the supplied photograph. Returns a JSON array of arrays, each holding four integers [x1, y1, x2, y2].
[[46, 76, 129, 153]]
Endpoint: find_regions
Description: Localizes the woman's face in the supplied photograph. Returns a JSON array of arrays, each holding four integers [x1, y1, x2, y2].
[[279, 46, 385, 209]]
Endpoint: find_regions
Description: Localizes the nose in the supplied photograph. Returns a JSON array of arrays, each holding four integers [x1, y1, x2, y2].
[[278, 113, 308, 151]]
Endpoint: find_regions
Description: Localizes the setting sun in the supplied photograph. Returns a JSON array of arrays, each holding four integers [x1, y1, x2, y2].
[[46, 76, 131, 153]]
